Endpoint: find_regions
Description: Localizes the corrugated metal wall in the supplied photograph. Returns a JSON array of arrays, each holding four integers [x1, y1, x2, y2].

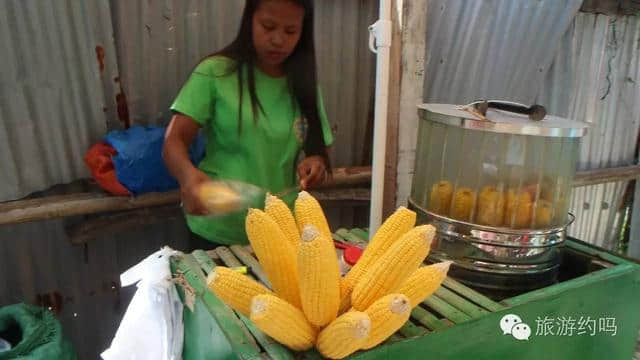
[[0, 0, 113, 202], [538, 13, 640, 248], [110, 0, 377, 168], [109, 0, 245, 126], [0, 0, 377, 203], [398, 0, 640, 249], [0, 1, 378, 358], [421, 0, 582, 104], [110, 0, 378, 230], [0, 216, 191, 359], [314, 1, 378, 167], [398, 0, 582, 208]]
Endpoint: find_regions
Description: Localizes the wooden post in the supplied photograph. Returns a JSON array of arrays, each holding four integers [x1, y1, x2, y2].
[[382, 0, 404, 218], [395, 0, 429, 208]]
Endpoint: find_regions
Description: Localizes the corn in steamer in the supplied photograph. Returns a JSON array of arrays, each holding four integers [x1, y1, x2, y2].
[[408, 101, 588, 295]]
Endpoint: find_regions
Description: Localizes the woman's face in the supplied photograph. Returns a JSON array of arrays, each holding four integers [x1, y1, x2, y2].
[[252, 0, 304, 69]]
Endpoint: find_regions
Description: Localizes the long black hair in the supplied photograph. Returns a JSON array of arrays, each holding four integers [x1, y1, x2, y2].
[[213, 0, 330, 167]]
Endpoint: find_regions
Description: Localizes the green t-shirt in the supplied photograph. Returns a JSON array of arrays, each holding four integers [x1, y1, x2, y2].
[[171, 56, 334, 245]]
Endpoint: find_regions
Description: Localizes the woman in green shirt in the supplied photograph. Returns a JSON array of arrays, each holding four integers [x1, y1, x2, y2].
[[163, 0, 334, 246]]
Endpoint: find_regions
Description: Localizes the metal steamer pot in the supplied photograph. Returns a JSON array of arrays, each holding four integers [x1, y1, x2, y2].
[[409, 101, 588, 296]]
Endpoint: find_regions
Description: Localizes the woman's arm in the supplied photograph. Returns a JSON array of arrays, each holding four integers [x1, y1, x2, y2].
[[298, 87, 333, 190], [163, 114, 210, 215], [297, 155, 328, 190]]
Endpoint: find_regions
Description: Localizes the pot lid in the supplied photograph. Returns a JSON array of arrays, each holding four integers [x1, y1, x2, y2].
[[419, 101, 588, 138]]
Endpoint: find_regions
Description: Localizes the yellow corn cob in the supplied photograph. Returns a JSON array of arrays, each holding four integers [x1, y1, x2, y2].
[[197, 181, 243, 214], [429, 181, 454, 215], [317, 311, 371, 359], [534, 199, 553, 228], [294, 191, 332, 239], [250, 294, 316, 351], [246, 209, 301, 308], [351, 225, 435, 311], [339, 207, 416, 313], [362, 294, 411, 350], [265, 194, 301, 250], [206, 266, 273, 317], [298, 225, 341, 327], [450, 187, 476, 221], [476, 186, 505, 226], [505, 189, 533, 228], [394, 262, 452, 308]]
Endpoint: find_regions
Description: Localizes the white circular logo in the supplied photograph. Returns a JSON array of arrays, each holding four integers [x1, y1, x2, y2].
[[500, 314, 522, 335], [499, 314, 531, 341], [511, 323, 532, 341]]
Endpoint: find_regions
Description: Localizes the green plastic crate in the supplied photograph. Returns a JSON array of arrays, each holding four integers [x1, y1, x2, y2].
[[171, 230, 640, 360]]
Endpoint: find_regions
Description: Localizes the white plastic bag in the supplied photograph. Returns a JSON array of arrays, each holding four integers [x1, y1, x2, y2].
[[101, 247, 184, 360]]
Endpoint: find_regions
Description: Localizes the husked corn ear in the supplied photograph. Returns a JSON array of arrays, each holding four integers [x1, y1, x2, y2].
[[265, 194, 301, 250], [362, 294, 411, 350], [206, 266, 273, 317], [317, 311, 371, 359], [505, 190, 532, 228], [534, 200, 553, 228], [197, 181, 243, 214], [246, 209, 301, 308], [250, 294, 316, 351], [476, 186, 505, 226], [340, 207, 416, 311], [450, 187, 476, 221], [351, 225, 435, 311], [295, 191, 332, 239], [429, 181, 454, 215], [298, 225, 341, 327], [394, 262, 452, 308]]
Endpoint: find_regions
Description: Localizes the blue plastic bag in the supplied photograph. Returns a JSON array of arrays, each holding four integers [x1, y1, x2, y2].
[[104, 126, 205, 195]]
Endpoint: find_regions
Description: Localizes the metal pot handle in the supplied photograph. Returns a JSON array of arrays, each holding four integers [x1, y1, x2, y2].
[[464, 100, 547, 121]]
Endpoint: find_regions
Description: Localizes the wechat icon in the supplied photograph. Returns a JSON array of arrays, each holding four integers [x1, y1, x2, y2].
[[500, 314, 531, 341]]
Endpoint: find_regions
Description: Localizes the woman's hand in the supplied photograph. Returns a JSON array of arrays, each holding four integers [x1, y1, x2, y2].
[[163, 114, 210, 215], [297, 155, 327, 190], [180, 168, 211, 215]]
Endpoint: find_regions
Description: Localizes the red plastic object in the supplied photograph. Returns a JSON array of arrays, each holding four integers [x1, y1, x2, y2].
[[334, 242, 364, 266], [84, 143, 131, 196]]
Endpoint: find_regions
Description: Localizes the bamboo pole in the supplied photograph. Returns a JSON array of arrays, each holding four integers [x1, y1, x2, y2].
[[572, 165, 640, 187], [0, 191, 181, 225], [0, 165, 372, 226], [3, 165, 640, 226]]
